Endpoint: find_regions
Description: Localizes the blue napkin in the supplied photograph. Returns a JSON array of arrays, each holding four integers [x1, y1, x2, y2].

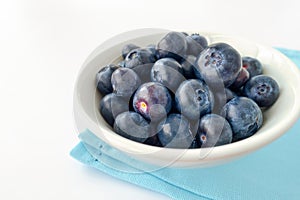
[[70, 48, 300, 200]]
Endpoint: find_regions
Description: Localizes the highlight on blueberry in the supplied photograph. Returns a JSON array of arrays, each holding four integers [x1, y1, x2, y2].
[[133, 82, 172, 121]]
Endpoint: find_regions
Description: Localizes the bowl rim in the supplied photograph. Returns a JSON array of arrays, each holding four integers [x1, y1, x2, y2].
[[73, 29, 300, 166]]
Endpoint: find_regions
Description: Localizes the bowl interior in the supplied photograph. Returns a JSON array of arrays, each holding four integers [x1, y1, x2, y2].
[[74, 29, 300, 167]]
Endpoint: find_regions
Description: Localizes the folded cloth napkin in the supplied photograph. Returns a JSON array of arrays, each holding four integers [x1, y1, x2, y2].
[[70, 48, 300, 200]]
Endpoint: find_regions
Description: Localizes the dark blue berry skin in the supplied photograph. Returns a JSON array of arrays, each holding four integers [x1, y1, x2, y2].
[[157, 32, 187, 61], [224, 89, 237, 102], [186, 36, 204, 57], [242, 57, 263, 78], [243, 75, 279, 107], [117, 60, 126, 68], [190, 33, 208, 49], [180, 55, 197, 79], [207, 85, 238, 115], [181, 32, 189, 36], [132, 63, 153, 84], [195, 43, 242, 87], [96, 64, 119, 95], [169, 91, 180, 114], [133, 82, 172, 121], [157, 114, 195, 148], [211, 88, 237, 103], [189, 139, 199, 149], [151, 58, 185, 92], [193, 64, 203, 80], [146, 44, 159, 59], [100, 93, 129, 126], [175, 79, 214, 120], [213, 88, 237, 115], [230, 68, 250, 90], [221, 97, 263, 142], [122, 43, 139, 59], [144, 135, 162, 147], [111, 68, 141, 98], [114, 111, 150, 143], [125, 48, 156, 69], [197, 114, 233, 147], [128, 93, 135, 111]]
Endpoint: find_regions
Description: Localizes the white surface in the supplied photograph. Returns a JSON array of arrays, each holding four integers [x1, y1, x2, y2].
[[74, 29, 300, 168], [1, 0, 300, 199]]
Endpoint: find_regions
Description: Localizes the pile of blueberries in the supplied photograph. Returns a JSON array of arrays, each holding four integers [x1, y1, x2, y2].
[[96, 31, 280, 149]]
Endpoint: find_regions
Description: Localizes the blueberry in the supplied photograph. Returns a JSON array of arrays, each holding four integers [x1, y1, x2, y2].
[[175, 79, 214, 120], [122, 43, 139, 59], [208, 86, 237, 115], [128, 93, 135, 111], [197, 114, 232, 147], [230, 87, 244, 97], [242, 57, 263, 78], [190, 33, 208, 49], [189, 139, 199, 149], [143, 121, 163, 147], [133, 82, 172, 121], [96, 64, 119, 95], [195, 43, 242, 87], [129, 46, 157, 84], [151, 58, 185, 92], [186, 35, 205, 57], [221, 97, 263, 141], [117, 60, 126, 68], [144, 135, 162, 147], [243, 75, 279, 107], [230, 68, 250, 90], [114, 111, 150, 143], [100, 93, 129, 126], [125, 48, 156, 69], [213, 88, 237, 111], [157, 114, 194, 148], [180, 55, 197, 79], [181, 32, 189, 36], [169, 91, 179, 114], [147, 44, 156, 49], [111, 68, 141, 98], [224, 89, 237, 101], [157, 32, 187, 60], [132, 63, 153, 84], [146, 44, 158, 59]]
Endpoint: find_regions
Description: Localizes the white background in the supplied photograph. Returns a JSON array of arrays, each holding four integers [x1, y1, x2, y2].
[[1, 0, 300, 199]]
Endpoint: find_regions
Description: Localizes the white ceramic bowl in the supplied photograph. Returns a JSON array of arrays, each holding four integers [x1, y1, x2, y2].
[[73, 28, 300, 168]]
